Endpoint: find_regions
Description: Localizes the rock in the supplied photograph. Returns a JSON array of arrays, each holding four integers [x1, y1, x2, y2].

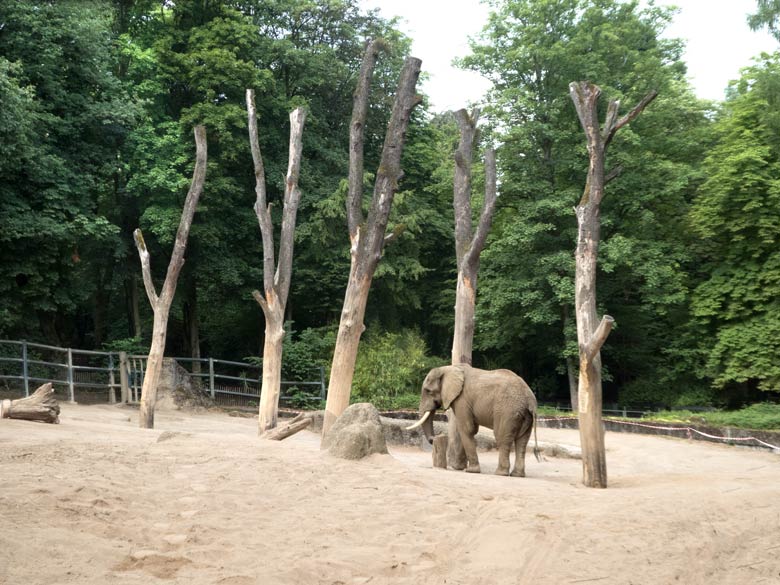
[[322, 403, 388, 460], [155, 359, 215, 412]]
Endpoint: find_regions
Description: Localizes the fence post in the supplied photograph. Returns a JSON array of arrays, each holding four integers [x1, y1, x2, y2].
[[119, 352, 129, 403], [209, 357, 215, 399], [21, 340, 29, 397], [108, 353, 116, 404], [66, 347, 76, 404]]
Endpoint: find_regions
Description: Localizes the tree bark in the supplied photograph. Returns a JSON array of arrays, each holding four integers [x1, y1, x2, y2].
[[135, 125, 207, 429], [569, 81, 656, 488], [264, 412, 312, 440], [183, 283, 201, 376], [247, 89, 306, 435], [0, 383, 60, 424], [322, 46, 422, 437], [432, 435, 448, 469], [448, 109, 497, 468]]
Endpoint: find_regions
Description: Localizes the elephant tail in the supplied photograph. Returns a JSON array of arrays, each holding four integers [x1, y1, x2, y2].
[[532, 411, 543, 462]]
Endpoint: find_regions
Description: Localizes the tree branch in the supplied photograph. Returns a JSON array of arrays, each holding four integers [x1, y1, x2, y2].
[[347, 39, 385, 243], [362, 55, 423, 270], [464, 147, 498, 269], [605, 165, 623, 184], [274, 106, 306, 303], [133, 228, 158, 307], [161, 125, 207, 304], [604, 90, 658, 147], [247, 89, 276, 295], [453, 108, 479, 265], [583, 315, 615, 361], [252, 289, 269, 315]]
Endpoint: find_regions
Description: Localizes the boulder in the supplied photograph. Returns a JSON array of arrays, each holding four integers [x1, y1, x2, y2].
[[322, 403, 388, 460]]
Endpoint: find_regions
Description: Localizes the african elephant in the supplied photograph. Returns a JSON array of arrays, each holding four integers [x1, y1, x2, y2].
[[407, 364, 539, 477]]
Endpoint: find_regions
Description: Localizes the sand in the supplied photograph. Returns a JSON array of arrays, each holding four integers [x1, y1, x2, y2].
[[0, 404, 778, 585]]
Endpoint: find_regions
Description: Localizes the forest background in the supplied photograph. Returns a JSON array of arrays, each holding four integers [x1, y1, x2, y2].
[[2, 0, 779, 412]]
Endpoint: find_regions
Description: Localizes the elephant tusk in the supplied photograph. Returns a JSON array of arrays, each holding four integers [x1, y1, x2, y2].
[[405, 410, 431, 431]]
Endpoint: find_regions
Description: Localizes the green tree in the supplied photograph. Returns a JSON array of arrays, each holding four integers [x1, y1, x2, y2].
[[462, 0, 711, 406], [690, 54, 780, 400], [0, 0, 131, 344]]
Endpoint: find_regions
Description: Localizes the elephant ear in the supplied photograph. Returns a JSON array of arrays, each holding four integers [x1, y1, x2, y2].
[[441, 366, 466, 410]]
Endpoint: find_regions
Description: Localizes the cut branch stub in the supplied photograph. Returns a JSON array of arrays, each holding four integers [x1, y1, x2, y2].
[[583, 315, 615, 361]]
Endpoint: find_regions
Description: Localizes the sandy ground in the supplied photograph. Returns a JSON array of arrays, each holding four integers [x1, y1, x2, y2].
[[0, 404, 778, 585]]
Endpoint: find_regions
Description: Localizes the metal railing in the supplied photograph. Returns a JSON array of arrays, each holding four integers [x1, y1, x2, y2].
[[0, 340, 325, 407]]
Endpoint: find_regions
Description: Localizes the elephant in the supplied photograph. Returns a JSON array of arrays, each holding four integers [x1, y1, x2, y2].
[[407, 364, 540, 477]]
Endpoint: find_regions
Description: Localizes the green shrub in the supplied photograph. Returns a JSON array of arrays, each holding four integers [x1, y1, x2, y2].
[[643, 403, 780, 430], [351, 329, 445, 410], [281, 324, 336, 381], [101, 337, 148, 355]]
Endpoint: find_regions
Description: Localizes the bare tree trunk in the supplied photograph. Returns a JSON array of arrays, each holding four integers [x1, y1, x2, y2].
[[183, 285, 201, 376], [323, 272, 371, 433], [247, 90, 306, 435], [255, 291, 285, 433], [569, 81, 656, 488], [447, 109, 497, 468], [135, 125, 208, 429], [566, 355, 578, 413], [322, 43, 422, 436], [563, 304, 578, 412], [130, 273, 142, 338]]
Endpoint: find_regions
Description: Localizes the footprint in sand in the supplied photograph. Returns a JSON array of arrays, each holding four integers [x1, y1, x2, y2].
[[114, 550, 191, 579]]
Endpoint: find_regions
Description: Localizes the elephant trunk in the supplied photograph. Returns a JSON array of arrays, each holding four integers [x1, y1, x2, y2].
[[421, 409, 435, 443]]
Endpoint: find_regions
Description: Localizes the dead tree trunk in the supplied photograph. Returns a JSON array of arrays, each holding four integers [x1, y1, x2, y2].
[[322, 41, 422, 436], [447, 109, 498, 469], [569, 81, 656, 488], [0, 383, 60, 423], [134, 125, 207, 429], [247, 89, 307, 435]]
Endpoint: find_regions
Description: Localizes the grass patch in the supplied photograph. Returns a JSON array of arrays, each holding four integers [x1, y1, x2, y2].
[[536, 403, 780, 431]]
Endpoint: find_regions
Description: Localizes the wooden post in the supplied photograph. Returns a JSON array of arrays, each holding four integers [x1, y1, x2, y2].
[[66, 348, 76, 404], [21, 341, 29, 397], [119, 352, 129, 404], [432, 435, 448, 469], [108, 353, 116, 404], [208, 357, 215, 399]]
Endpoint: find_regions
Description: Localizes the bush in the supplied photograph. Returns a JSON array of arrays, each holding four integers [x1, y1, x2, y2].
[[644, 403, 780, 430], [351, 329, 445, 410], [101, 337, 148, 355]]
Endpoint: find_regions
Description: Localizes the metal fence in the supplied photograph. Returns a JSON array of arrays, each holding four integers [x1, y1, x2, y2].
[[0, 340, 325, 407]]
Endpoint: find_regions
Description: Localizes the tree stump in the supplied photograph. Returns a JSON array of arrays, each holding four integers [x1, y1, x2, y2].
[[0, 383, 60, 424], [433, 435, 448, 469]]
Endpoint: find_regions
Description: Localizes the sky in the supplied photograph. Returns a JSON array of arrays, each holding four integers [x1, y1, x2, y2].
[[358, 0, 778, 112]]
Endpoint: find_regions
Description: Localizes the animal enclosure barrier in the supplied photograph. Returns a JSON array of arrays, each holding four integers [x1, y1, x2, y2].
[[0, 340, 325, 408]]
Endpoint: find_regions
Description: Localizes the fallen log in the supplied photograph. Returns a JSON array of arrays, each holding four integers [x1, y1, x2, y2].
[[263, 412, 312, 441], [0, 383, 60, 424]]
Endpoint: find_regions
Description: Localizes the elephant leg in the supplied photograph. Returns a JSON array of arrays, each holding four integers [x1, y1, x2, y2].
[[511, 415, 533, 478], [457, 416, 480, 473], [493, 423, 512, 476], [446, 410, 467, 470]]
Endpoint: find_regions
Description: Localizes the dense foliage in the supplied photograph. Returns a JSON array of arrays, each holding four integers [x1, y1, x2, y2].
[[0, 0, 778, 410]]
